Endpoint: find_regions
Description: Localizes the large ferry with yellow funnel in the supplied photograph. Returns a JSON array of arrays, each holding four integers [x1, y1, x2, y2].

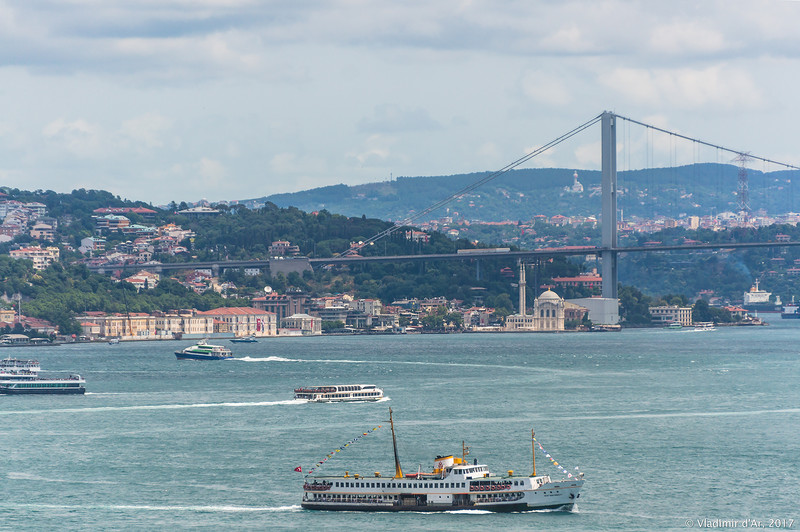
[[300, 408, 583, 512]]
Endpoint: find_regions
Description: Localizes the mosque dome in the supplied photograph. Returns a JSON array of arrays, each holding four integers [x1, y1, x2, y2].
[[538, 289, 561, 300]]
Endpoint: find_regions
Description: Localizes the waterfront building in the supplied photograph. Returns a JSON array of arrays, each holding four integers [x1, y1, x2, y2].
[[253, 291, 309, 322], [504, 263, 565, 332], [354, 299, 382, 316], [196, 307, 277, 337], [648, 305, 692, 326], [281, 313, 322, 335]]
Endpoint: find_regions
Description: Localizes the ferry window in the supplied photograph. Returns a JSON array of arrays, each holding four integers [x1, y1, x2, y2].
[[461, 483, 465, 488]]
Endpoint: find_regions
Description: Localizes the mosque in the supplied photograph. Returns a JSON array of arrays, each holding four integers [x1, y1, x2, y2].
[[504, 262, 565, 332]]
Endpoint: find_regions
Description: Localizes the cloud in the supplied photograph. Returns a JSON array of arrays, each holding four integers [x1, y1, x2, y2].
[[357, 104, 441, 134], [601, 65, 763, 109], [520, 70, 571, 106], [120, 112, 173, 149], [42, 118, 104, 157], [197, 157, 226, 186], [648, 22, 727, 56]]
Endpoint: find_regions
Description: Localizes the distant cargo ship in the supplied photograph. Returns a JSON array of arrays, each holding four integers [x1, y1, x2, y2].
[[742, 281, 779, 311], [781, 297, 800, 319]]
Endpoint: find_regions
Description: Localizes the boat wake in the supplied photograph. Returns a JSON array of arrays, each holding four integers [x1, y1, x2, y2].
[[7, 472, 116, 485], [5, 502, 302, 513], [0, 399, 308, 416], [236, 356, 555, 373], [558, 407, 800, 421]]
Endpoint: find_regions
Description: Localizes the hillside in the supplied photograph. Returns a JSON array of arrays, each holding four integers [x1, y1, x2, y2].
[[245, 164, 799, 222]]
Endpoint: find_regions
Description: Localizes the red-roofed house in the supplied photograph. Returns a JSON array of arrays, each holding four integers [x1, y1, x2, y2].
[[551, 272, 602, 290]]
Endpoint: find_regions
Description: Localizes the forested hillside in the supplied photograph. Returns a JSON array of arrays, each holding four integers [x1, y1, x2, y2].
[[250, 164, 800, 222]]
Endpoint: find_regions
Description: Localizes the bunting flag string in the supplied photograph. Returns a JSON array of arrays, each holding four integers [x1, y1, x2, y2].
[[532, 437, 580, 479], [304, 425, 383, 477]]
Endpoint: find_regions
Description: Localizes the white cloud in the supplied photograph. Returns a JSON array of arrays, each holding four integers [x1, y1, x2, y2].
[[42, 118, 103, 157], [602, 66, 763, 109], [520, 71, 571, 106], [648, 22, 727, 55], [197, 157, 226, 186], [0, 1, 799, 204], [120, 112, 172, 149]]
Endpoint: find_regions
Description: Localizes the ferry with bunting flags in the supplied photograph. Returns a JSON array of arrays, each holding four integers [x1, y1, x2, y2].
[[300, 408, 583, 512], [294, 384, 384, 403]]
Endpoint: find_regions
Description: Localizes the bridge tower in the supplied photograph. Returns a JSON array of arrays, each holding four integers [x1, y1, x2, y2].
[[601, 111, 618, 299]]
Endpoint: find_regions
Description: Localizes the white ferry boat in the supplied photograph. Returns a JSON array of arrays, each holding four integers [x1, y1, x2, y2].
[[294, 384, 384, 402], [301, 408, 583, 512], [693, 322, 716, 332], [0, 357, 41, 373], [175, 341, 233, 360], [0, 374, 86, 395]]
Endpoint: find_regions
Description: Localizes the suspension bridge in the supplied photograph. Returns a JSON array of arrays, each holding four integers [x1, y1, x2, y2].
[[89, 111, 800, 307]]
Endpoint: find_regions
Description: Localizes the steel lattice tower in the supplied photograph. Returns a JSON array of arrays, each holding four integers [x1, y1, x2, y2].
[[733, 152, 753, 220]]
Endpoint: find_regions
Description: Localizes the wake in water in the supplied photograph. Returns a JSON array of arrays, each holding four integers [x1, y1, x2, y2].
[[7, 472, 116, 485], [6, 502, 302, 513], [234, 355, 573, 374], [0, 398, 308, 416]]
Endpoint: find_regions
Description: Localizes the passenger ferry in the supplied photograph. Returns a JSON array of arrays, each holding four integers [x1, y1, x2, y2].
[[230, 335, 258, 343], [175, 341, 233, 360], [0, 374, 86, 394], [294, 384, 384, 402], [301, 408, 583, 512], [0, 357, 41, 373]]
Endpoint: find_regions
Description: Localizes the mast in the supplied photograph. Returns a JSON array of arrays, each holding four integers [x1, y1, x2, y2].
[[531, 429, 536, 477], [389, 408, 403, 479]]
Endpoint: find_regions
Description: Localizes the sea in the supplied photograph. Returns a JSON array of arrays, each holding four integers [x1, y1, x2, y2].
[[1, 316, 798, 531]]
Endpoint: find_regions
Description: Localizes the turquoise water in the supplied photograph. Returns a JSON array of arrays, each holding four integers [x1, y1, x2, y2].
[[1, 318, 798, 531]]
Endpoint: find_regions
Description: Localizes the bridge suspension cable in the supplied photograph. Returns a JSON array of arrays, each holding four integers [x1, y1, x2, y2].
[[614, 114, 800, 171], [343, 113, 604, 256]]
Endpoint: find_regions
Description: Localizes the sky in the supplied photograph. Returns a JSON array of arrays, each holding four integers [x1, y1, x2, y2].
[[1, 0, 799, 206]]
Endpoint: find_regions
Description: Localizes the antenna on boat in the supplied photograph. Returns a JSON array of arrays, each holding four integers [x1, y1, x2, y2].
[[462, 441, 470, 462], [531, 429, 536, 477], [389, 408, 403, 479]]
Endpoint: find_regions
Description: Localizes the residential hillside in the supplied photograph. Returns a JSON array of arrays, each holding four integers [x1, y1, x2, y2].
[[245, 164, 799, 223]]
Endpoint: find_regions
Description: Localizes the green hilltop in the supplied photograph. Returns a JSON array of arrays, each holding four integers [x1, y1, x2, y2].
[[250, 164, 800, 222]]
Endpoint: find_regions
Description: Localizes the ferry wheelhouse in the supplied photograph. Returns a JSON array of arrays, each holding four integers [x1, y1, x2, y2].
[[301, 408, 583, 512], [294, 384, 384, 402], [175, 341, 233, 360], [0, 374, 86, 395]]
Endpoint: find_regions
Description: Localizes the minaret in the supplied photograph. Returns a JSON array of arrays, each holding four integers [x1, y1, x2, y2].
[[519, 262, 526, 316]]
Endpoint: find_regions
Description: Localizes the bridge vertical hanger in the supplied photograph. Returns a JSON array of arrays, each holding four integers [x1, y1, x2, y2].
[[601, 111, 618, 300]]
